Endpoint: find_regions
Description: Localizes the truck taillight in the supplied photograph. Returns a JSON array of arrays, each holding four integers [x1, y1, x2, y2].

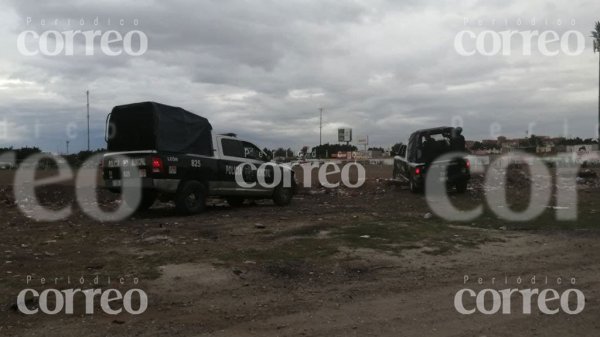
[[151, 157, 163, 173]]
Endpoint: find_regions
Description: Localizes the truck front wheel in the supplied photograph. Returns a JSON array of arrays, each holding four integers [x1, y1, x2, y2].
[[175, 181, 206, 215], [272, 185, 293, 206]]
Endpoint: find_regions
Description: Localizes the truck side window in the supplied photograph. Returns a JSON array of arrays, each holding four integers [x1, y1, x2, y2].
[[221, 139, 245, 158], [242, 141, 264, 160], [399, 145, 407, 157]]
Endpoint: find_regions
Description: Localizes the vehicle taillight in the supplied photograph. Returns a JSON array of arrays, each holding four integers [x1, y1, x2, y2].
[[465, 159, 471, 169], [151, 157, 163, 173], [415, 167, 421, 175]]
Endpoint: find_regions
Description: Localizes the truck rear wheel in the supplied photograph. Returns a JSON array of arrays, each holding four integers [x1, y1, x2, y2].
[[455, 181, 468, 194], [272, 185, 293, 206], [409, 178, 422, 194], [392, 166, 400, 180], [175, 181, 206, 215]]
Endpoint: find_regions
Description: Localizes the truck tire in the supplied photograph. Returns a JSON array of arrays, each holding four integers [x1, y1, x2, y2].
[[226, 197, 245, 207], [455, 181, 468, 194], [124, 190, 156, 212], [272, 185, 293, 206], [409, 178, 422, 194], [175, 181, 206, 215]]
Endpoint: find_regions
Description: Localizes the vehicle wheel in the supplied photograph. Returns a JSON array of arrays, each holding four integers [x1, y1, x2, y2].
[[123, 190, 156, 212], [455, 181, 468, 194], [409, 178, 422, 194], [273, 185, 293, 206], [392, 165, 399, 180], [226, 196, 245, 207], [175, 181, 206, 215]]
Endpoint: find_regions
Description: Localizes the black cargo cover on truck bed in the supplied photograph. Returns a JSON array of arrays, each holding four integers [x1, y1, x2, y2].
[[106, 101, 213, 155]]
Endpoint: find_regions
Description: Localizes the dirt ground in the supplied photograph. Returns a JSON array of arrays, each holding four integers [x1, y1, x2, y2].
[[1, 164, 600, 336]]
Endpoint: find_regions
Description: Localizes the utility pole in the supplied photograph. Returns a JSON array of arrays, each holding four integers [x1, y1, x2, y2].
[[597, 42, 600, 144], [86, 90, 90, 151], [319, 107, 323, 147], [66, 140, 70, 155], [593, 22, 600, 143], [318, 107, 323, 159]]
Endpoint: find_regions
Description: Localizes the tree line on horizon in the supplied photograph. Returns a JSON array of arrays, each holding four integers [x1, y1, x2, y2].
[[1, 134, 598, 165]]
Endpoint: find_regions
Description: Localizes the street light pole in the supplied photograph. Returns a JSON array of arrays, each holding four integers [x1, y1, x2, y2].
[[86, 90, 90, 151]]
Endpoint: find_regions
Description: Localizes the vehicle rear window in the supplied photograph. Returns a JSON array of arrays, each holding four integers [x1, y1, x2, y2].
[[107, 109, 156, 151], [221, 139, 245, 158]]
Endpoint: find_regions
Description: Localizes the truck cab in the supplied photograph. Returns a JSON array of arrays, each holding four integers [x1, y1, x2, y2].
[[102, 102, 296, 214]]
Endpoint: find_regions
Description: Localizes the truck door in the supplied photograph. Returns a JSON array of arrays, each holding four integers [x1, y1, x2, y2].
[[218, 138, 250, 190], [217, 137, 267, 194], [393, 144, 409, 181], [399, 144, 409, 179], [241, 140, 274, 190]]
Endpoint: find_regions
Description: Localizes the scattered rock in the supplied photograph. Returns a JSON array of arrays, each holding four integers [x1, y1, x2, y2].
[[142, 235, 175, 244]]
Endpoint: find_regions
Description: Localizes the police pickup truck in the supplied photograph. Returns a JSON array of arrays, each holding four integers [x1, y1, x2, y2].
[[102, 102, 296, 214], [392, 126, 470, 193]]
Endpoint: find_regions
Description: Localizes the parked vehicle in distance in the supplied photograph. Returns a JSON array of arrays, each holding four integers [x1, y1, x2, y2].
[[102, 102, 296, 214], [393, 126, 470, 193]]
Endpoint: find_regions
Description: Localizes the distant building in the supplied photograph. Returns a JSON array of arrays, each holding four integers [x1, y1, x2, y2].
[[482, 139, 499, 147], [367, 149, 384, 158], [566, 144, 599, 153], [536, 145, 554, 154]]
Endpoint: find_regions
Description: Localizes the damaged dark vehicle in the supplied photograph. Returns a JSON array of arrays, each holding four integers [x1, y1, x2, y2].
[[393, 126, 471, 193]]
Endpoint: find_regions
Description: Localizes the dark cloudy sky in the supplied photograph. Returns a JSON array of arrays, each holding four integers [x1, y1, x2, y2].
[[1, 0, 599, 153]]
